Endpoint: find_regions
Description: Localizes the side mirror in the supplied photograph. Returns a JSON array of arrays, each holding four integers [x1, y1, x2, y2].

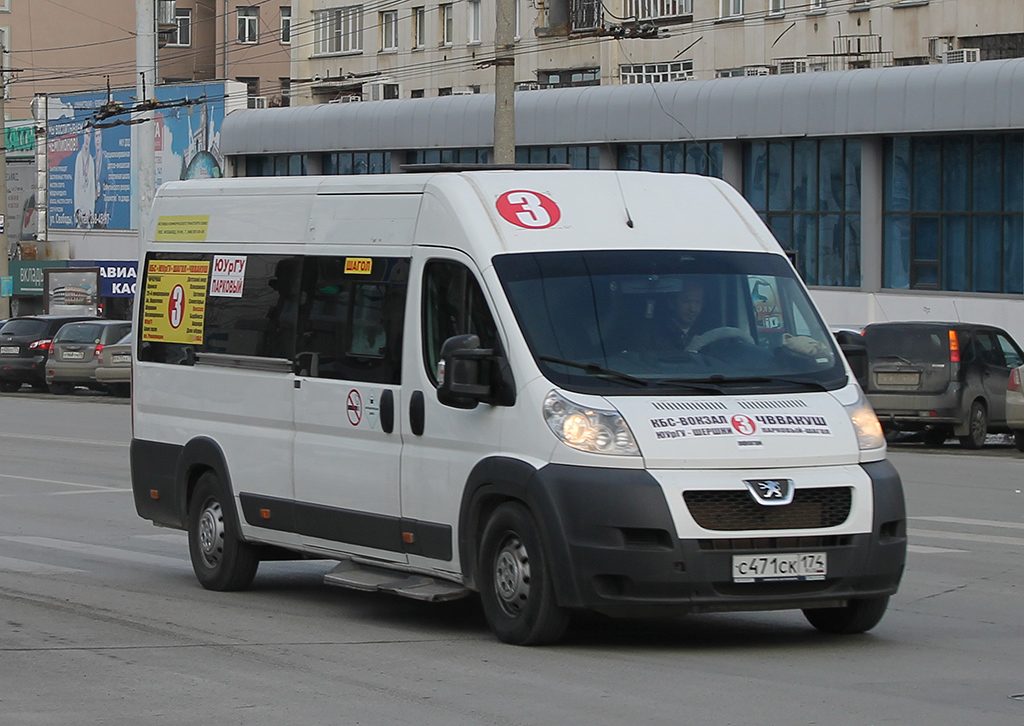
[[437, 334, 491, 409], [835, 330, 867, 387]]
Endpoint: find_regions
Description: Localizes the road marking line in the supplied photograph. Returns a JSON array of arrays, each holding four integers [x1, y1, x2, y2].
[[0, 555, 86, 574], [911, 515, 1024, 531], [0, 536, 190, 569], [907, 544, 969, 554], [909, 529, 1024, 547], [0, 473, 130, 491]]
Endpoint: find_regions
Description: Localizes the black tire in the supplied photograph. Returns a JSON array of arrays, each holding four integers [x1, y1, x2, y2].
[[478, 502, 570, 646], [112, 383, 131, 398], [31, 381, 49, 392], [187, 471, 259, 591], [803, 595, 890, 635], [0, 380, 20, 393], [49, 382, 73, 395], [958, 401, 988, 449], [922, 427, 948, 448], [1014, 430, 1024, 453]]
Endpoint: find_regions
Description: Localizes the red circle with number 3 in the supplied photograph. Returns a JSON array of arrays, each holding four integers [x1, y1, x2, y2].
[[731, 414, 757, 436], [496, 190, 561, 229]]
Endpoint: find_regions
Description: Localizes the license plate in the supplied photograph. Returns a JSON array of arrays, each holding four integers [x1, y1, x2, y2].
[[112, 354, 131, 364], [875, 371, 920, 386], [0, 346, 17, 355], [732, 552, 827, 583], [61, 351, 85, 360]]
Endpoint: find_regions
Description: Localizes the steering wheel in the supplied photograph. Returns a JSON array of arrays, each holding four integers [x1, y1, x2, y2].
[[687, 327, 755, 353]]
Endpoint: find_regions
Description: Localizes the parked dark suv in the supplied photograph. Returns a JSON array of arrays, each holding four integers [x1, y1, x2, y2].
[[0, 315, 102, 392], [864, 321, 1024, 448]]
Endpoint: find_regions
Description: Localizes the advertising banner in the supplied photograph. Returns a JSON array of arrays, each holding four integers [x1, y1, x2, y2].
[[46, 82, 229, 232], [44, 267, 99, 315], [140, 259, 210, 344], [7, 159, 39, 246], [10, 261, 67, 295], [69, 260, 139, 298]]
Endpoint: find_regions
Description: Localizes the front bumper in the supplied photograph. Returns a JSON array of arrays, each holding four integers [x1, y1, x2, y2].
[[535, 460, 905, 617]]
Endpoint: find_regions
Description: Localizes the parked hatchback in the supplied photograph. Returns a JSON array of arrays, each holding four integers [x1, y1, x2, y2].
[[0, 315, 102, 392], [45, 319, 133, 394], [94, 330, 133, 397], [1006, 365, 1024, 452], [864, 321, 1024, 448]]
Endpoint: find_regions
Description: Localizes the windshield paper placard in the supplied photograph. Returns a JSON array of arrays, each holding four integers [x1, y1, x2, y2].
[[141, 260, 210, 343], [210, 255, 246, 297]]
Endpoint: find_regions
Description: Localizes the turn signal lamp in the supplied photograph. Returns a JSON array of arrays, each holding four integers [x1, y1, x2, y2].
[[94, 344, 105, 358], [29, 338, 52, 352], [844, 391, 886, 453]]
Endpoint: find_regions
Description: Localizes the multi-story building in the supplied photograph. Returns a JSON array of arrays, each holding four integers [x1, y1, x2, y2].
[[289, 0, 1024, 104], [1, 0, 290, 119]]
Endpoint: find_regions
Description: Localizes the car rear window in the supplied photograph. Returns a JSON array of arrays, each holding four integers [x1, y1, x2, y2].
[[56, 323, 105, 343], [865, 327, 949, 363], [0, 319, 48, 337]]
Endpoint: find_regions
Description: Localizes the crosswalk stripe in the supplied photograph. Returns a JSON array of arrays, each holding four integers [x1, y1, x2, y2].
[[0, 555, 86, 574], [0, 536, 190, 569], [909, 529, 1024, 547], [907, 544, 968, 554], [911, 515, 1024, 531]]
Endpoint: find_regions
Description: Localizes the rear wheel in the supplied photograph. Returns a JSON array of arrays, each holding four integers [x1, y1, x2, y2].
[[803, 595, 890, 634], [188, 471, 259, 591], [0, 381, 19, 393], [958, 401, 988, 449], [478, 502, 569, 646]]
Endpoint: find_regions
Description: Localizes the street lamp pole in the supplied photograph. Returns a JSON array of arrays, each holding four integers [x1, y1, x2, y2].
[[493, 0, 516, 164]]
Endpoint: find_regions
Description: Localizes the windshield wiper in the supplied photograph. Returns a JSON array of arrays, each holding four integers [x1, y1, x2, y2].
[[875, 354, 914, 365], [659, 375, 831, 392], [538, 356, 648, 387]]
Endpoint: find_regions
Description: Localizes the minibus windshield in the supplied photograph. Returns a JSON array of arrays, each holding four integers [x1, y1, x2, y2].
[[493, 250, 847, 395]]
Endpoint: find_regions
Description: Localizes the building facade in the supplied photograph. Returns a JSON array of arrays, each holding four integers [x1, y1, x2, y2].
[[288, 0, 1024, 104]]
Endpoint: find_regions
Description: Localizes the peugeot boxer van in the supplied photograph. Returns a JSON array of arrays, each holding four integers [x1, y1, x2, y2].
[[130, 171, 905, 645]]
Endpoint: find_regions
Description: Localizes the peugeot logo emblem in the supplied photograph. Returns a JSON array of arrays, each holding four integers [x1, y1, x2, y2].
[[743, 478, 795, 506]]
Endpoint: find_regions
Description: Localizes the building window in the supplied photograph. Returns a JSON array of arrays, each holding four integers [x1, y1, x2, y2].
[[516, 146, 601, 169], [411, 89, 425, 98], [744, 139, 862, 288], [624, 0, 692, 21], [412, 6, 426, 47], [720, 0, 743, 18], [809, 0, 825, 10], [245, 154, 308, 177], [618, 142, 724, 178], [468, 0, 481, 43], [314, 6, 364, 54], [280, 6, 291, 44], [381, 10, 398, 50], [322, 151, 391, 174], [438, 86, 453, 96], [883, 134, 1024, 293], [620, 61, 693, 83], [769, 0, 784, 13], [407, 148, 490, 165], [168, 8, 192, 46], [279, 78, 291, 106], [538, 68, 599, 88], [439, 4, 454, 46], [237, 7, 258, 44]]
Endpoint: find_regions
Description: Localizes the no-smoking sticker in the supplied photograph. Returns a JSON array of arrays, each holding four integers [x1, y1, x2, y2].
[[346, 389, 363, 426], [496, 190, 561, 229]]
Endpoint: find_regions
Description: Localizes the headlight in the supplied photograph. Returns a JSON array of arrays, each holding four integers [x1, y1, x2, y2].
[[844, 390, 885, 451], [543, 390, 640, 456]]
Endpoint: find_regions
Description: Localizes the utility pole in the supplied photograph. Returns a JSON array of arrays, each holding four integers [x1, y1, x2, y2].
[[0, 74, 10, 319], [493, 0, 516, 163], [136, 0, 157, 243]]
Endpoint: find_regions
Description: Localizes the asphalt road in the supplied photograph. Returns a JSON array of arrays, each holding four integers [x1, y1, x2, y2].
[[1, 392, 1022, 725]]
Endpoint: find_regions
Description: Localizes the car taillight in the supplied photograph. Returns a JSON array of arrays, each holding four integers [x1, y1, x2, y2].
[[94, 344, 105, 358], [1009, 368, 1023, 392], [948, 330, 960, 363], [29, 338, 53, 352]]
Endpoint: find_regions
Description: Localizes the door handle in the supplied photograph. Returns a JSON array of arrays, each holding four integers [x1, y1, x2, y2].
[[381, 389, 395, 434], [410, 390, 425, 436]]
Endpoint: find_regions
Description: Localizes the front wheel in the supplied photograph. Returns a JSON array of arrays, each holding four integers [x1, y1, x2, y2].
[[958, 401, 988, 449], [188, 471, 259, 591], [478, 502, 569, 646], [803, 595, 890, 634]]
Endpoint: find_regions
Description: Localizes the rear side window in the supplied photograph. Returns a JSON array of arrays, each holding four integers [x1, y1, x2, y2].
[[1, 319, 48, 337], [101, 324, 133, 344], [55, 323, 104, 343], [865, 327, 947, 363]]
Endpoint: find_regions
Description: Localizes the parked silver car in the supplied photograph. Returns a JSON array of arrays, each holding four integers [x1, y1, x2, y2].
[[45, 320, 133, 394], [94, 331, 133, 397], [1006, 365, 1024, 452]]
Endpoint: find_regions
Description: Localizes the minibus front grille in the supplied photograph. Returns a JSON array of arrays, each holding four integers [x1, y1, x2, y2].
[[696, 535, 853, 550], [683, 487, 852, 531]]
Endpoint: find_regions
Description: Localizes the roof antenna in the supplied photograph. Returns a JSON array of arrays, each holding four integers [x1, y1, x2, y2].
[[614, 172, 635, 228]]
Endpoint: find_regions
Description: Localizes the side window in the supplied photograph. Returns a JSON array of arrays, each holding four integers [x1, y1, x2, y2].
[[422, 260, 498, 384], [296, 256, 408, 384], [974, 332, 1004, 367], [996, 333, 1023, 369]]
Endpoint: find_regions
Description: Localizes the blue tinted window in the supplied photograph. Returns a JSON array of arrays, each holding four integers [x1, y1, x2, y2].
[[884, 214, 911, 289], [819, 139, 844, 212], [885, 137, 911, 212], [767, 141, 792, 212]]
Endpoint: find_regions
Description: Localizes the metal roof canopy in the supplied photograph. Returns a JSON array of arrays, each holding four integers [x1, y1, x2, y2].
[[221, 58, 1024, 155]]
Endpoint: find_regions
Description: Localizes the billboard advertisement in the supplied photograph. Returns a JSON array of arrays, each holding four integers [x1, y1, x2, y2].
[[46, 82, 228, 232]]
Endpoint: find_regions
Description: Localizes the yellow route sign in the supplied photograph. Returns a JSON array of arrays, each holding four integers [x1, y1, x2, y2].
[[155, 215, 210, 242], [141, 260, 210, 344]]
